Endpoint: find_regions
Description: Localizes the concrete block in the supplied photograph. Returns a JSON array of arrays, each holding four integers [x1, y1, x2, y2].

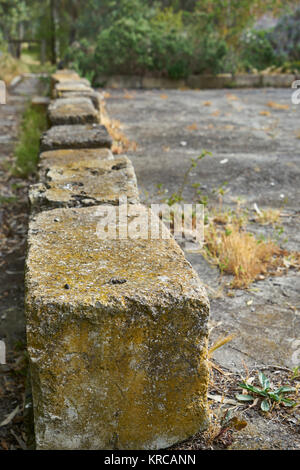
[[48, 98, 99, 125], [29, 156, 139, 210], [40, 124, 112, 151], [25, 205, 209, 449]]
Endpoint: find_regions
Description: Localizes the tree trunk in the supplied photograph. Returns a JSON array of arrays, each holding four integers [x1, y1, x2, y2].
[[50, 0, 57, 65]]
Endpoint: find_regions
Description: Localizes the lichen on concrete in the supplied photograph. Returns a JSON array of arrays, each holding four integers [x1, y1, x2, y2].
[[29, 156, 139, 211], [48, 98, 99, 125], [25, 205, 209, 450], [39, 149, 114, 177], [40, 124, 112, 151], [57, 91, 102, 110], [53, 81, 93, 99]]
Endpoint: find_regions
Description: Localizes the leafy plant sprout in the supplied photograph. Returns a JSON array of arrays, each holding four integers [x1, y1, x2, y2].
[[236, 371, 297, 412]]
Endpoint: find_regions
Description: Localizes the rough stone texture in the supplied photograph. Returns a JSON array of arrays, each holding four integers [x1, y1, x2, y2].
[[50, 70, 82, 92], [96, 74, 296, 90], [57, 90, 102, 110], [48, 98, 99, 125], [186, 74, 234, 89], [29, 156, 139, 211], [261, 74, 295, 88], [25, 205, 209, 450], [38, 148, 114, 180], [53, 81, 93, 99], [141, 77, 186, 90], [103, 75, 143, 89], [232, 74, 262, 87], [40, 124, 112, 151], [51, 72, 89, 86]]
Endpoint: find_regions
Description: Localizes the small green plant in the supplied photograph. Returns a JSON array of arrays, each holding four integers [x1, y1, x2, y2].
[[13, 103, 47, 177], [166, 150, 211, 206], [0, 195, 17, 205], [236, 371, 297, 412]]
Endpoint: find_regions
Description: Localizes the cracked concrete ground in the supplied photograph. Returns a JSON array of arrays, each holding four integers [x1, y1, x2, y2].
[[104, 87, 300, 449], [0, 78, 299, 450], [104, 87, 300, 369]]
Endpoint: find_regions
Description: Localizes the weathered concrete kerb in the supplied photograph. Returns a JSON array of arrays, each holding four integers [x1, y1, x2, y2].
[[25, 70, 210, 449]]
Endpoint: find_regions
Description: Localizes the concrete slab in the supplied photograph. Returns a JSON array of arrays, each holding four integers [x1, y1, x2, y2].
[[48, 97, 99, 125], [30, 156, 139, 210], [40, 124, 112, 151], [25, 205, 209, 449]]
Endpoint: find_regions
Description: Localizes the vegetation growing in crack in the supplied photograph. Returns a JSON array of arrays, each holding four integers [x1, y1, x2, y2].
[[13, 103, 47, 178]]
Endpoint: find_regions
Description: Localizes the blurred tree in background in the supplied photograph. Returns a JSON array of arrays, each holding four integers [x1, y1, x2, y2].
[[0, 0, 299, 80]]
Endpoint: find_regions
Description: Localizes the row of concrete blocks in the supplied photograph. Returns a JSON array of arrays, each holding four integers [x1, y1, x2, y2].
[[99, 73, 297, 90], [25, 69, 210, 450]]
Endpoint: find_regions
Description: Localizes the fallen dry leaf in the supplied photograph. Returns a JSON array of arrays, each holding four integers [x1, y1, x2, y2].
[[259, 110, 271, 116], [0, 439, 9, 450], [267, 101, 289, 110], [226, 94, 238, 101], [123, 91, 134, 99], [186, 123, 198, 131], [203, 101, 212, 106], [160, 94, 168, 99]]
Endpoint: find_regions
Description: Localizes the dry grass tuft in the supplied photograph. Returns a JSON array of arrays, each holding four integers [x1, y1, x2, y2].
[[255, 208, 281, 226], [0, 53, 29, 84], [203, 217, 293, 288], [186, 122, 198, 131], [226, 94, 238, 101], [208, 335, 235, 358], [259, 110, 271, 116], [100, 100, 137, 154]]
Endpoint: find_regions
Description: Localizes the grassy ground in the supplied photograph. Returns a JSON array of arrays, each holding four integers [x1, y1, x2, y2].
[[13, 104, 47, 178], [0, 50, 55, 85]]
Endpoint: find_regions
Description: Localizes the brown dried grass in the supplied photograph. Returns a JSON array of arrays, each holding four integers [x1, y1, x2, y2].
[[100, 100, 137, 154], [203, 218, 299, 288]]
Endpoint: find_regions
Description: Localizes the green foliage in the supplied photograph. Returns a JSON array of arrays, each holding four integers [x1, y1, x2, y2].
[[0, 0, 29, 39], [13, 103, 47, 177], [192, 32, 228, 74], [94, 6, 194, 79], [236, 371, 297, 412], [92, 5, 229, 79], [269, 8, 300, 62], [65, 39, 97, 82], [240, 29, 277, 71], [0, 0, 296, 76], [95, 15, 153, 76]]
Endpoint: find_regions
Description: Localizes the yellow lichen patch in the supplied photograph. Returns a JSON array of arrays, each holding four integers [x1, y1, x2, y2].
[[31, 156, 139, 210], [48, 98, 99, 125], [39, 149, 114, 174], [26, 205, 209, 449]]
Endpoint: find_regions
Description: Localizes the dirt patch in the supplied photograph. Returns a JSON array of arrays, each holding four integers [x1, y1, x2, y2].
[[0, 76, 43, 450]]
